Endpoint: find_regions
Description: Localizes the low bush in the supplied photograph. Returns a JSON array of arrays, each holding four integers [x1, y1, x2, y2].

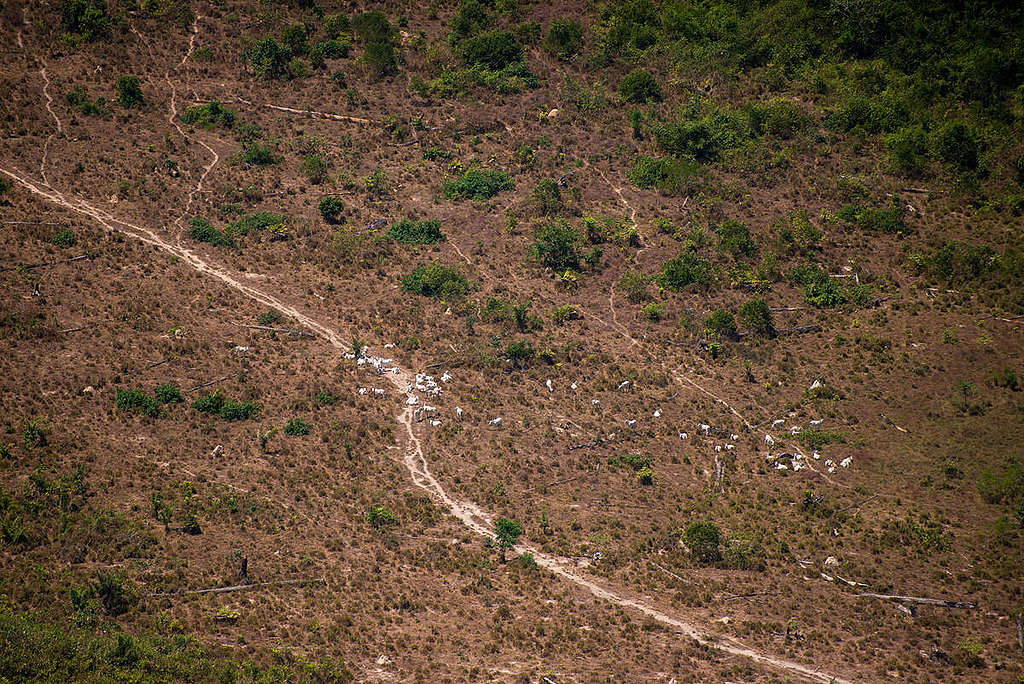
[[886, 126, 929, 175], [153, 384, 183, 404], [683, 521, 721, 563], [193, 391, 260, 421], [65, 88, 106, 116], [239, 142, 281, 166], [366, 504, 398, 528], [227, 212, 287, 236], [181, 101, 235, 129], [189, 218, 234, 247], [628, 155, 698, 194], [116, 389, 162, 418], [714, 219, 755, 257], [401, 264, 469, 299], [619, 270, 651, 303], [318, 196, 344, 223], [619, 69, 662, 103], [115, 76, 144, 109], [247, 37, 290, 79], [388, 218, 446, 244], [458, 31, 522, 70], [61, 0, 109, 41], [443, 169, 514, 200], [545, 19, 583, 60], [655, 109, 749, 162], [657, 251, 712, 291], [797, 430, 846, 447], [532, 220, 584, 271], [705, 310, 737, 337], [52, 229, 77, 247], [739, 297, 775, 336], [931, 121, 982, 172], [747, 99, 810, 138], [837, 203, 905, 233], [284, 417, 311, 436]]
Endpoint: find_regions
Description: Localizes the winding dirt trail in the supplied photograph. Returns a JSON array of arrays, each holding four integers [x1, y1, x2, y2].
[[1, 162, 848, 683], [38, 66, 61, 186]]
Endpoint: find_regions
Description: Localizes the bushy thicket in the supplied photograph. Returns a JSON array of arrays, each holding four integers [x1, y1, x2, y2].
[[388, 218, 446, 244], [443, 169, 514, 200], [401, 264, 469, 299]]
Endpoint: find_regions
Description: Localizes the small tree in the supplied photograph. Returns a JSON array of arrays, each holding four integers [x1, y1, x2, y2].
[[739, 298, 775, 336], [115, 76, 144, 109], [683, 521, 721, 563], [494, 518, 522, 561]]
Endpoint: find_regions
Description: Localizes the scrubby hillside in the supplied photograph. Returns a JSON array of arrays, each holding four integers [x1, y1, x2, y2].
[[1, 0, 1023, 681]]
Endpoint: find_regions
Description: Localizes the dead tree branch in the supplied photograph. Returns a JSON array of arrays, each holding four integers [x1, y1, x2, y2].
[[187, 371, 245, 393], [148, 576, 325, 597], [241, 324, 315, 338], [0, 254, 89, 272]]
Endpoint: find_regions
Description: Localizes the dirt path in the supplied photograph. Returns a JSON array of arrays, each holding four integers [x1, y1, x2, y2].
[[1, 163, 848, 683], [38, 66, 61, 186]]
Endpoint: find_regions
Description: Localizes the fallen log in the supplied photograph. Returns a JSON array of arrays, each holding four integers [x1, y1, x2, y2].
[[855, 592, 976, 609], [0, 254, 90, 272], [187, 371, 245, 393]]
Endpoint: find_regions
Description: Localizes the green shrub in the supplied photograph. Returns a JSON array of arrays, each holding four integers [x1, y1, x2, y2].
[[286, 57, 308, 79], [931, 121, 981, 172], [181, 513, 202, 535], [93, 573, 137, 616], [641, 302, 664, 321], [824, 93, 908, 135], [504, 340, 535, 367], [116, 389, 162, 418], [52, 229, 77, 247], [443, 169, 514, 200], [714, 219, 755, 257], [619, 69, 662, 103], [886, 126, 929, 175], [227, 212, 287, 235], [318, 196, 344, 223], [153, 384, 183, 404], [300, 153, 328, 184], [458, 31, 522, 70], [219, 400, 260, 421], [422, 146, 451, 161], [361, 42, 398, 78], [247, 37, 290, 79], [366, 504, 398, 528], [773, 210, 821, 255], [837, 203, 905, 233], [739, 297, 774, 336], [990, 367, 1020, 391], [65, 88, 106, 116], [747, 99, 810, 138], [325, 13, 351, 38], [655, 110, 749, 162], [352, 10, 397, 45], [790, 263, 848, 308], [532, 178, 563, 215], [189, 218, 234, 247], [280, 24, 308, 56], [61, 0, 109, 41], [182, 101, 236, 129], [258, 309, 282, 325], [239, 142, 281, 166], [388, 218, 446, 244], [628, 155, 698, 194], [192, 391, 225, 414], [545, 19, 583, 60], [514, 20, 542, 45], [705, 310, 737, 337], [115, 76, 144, 109], [657, 251, 712, 291], [284, 417, 311, 436], [533, 220, 584, 271], [619, 270, 651, 303], [683, 521, 721, 563], [401, 264, 469, 299], [551, 304, 581, 324]]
